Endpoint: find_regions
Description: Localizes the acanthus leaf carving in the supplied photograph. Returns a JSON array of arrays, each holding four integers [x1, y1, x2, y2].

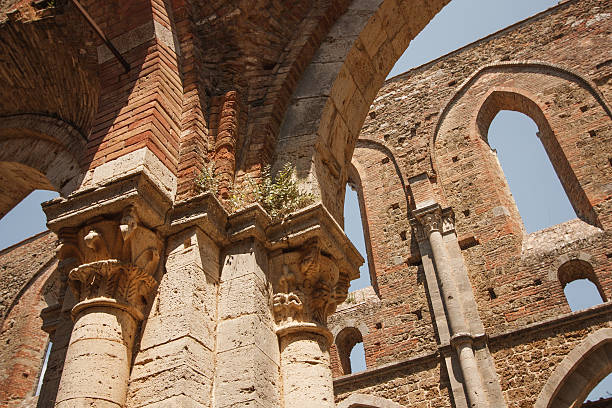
[[271, 240, 346, 332], [58, 206, 163, 321], [413, 205, 456, 237]]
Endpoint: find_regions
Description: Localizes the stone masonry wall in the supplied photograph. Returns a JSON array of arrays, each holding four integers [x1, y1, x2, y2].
[[331, 0, 612, 405], [0, 232, 58, 406], [0, 0, 610, 407]]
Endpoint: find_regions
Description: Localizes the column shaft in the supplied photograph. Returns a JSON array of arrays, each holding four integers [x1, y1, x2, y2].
[[55, 307, 137, 407], [279, 331, 335, 408], [427, 228, 486, 407], [428, 229, 468, 334], [456, 340, 487, 408]]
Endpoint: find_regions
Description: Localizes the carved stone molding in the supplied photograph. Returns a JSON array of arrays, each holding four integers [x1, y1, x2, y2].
[[270, 240, 350, 341], [57, 206, 162, 321]]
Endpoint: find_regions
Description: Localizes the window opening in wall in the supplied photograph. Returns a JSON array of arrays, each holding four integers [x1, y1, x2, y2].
[[564, 280, 604, 312], [349, 342, 366, 374], [558, 259, 605, 312], [336, 327, 366, 375], [488, 110, 575, 233], [0, 190, 58, 250], [344, 184, 371, 291], [35, 341, 52, 397], [585, 373, 612, 404]]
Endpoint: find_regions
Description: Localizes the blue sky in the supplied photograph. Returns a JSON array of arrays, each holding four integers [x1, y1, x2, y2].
[[0, 0, 609, 400]]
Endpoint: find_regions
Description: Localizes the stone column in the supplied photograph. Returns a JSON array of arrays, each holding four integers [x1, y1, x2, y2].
[[414, 205, 486, 408], [53, 206, 162, 408], [270, 241, 352, 408]]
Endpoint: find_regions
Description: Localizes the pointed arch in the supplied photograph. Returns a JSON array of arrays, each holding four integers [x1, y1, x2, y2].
[[432, 61, 612, 249], [535, 328, 612, 408]]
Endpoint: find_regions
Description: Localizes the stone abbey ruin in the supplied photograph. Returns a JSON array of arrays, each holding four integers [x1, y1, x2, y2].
[[0, 0, 611, 407]]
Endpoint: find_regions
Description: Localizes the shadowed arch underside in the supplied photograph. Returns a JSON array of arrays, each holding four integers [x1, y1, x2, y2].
[[0, 115, 86, 218]]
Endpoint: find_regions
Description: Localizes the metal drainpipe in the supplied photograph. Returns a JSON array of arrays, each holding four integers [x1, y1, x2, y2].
[[71, 0, 130, 73]]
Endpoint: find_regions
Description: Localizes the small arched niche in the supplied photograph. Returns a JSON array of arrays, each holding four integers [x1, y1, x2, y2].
[[335, 326, 365, 376], [557, 259, 606, 312]]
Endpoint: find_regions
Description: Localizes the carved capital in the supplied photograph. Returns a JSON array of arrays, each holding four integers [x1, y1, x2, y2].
[[57, 206, 163, 321], [413, 204, 455, 237], [270, 241, 348, 337]]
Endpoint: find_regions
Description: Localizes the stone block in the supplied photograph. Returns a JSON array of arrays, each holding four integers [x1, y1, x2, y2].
[[217, 314, 279, 364], [127, 365, 211, 408], [140, 309, 216, 352], [131, 336, 214, 381], [166, 230, 220, 279], [145, 395, 208, 408], [218, 273, 272, 322], [214, 345, 280, 408], [155, 262, 218, 324], [220, 240, 268, 284]]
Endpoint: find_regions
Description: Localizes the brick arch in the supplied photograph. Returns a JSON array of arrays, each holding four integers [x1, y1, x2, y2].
[[432, 61, 612, 252], [274, 0, 450, 222], [0, 254, 58, 406], [557, 258, 607, 306], [0, 115, 85, 218], [431, 61, 611, 156], [535, 328, 612, 408], [334, 326, 366, 375], [0, 14, 99, 135]]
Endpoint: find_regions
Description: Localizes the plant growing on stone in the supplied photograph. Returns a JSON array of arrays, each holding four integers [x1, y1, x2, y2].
[[194, 161, 219, 195], [255, 163, 314, 219], [229, 163, 314, 220]]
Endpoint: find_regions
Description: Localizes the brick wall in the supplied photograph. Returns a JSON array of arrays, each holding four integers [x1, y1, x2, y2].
[[0, 232, 58, 406], [331, 0, 612, 404]]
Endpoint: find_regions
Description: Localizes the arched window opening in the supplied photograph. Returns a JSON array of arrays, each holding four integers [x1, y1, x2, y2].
[[34, 341, 52, 397], [558, 259, 605, 312], [488, 110, 576, 233], [349, 342, 366, 374], [344, 181, 373, 292], [0, 189, 58, 251], [335, 327, 365, 375], [585, 373, 612, 405]]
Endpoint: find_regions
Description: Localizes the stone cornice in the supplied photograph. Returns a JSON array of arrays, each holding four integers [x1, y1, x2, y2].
[[163, 192, 229, 245], [227, 203, 271, 244], [199, 201, 364, 278], [265, 204, 364, 279], [43, 172, 172, 231]]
